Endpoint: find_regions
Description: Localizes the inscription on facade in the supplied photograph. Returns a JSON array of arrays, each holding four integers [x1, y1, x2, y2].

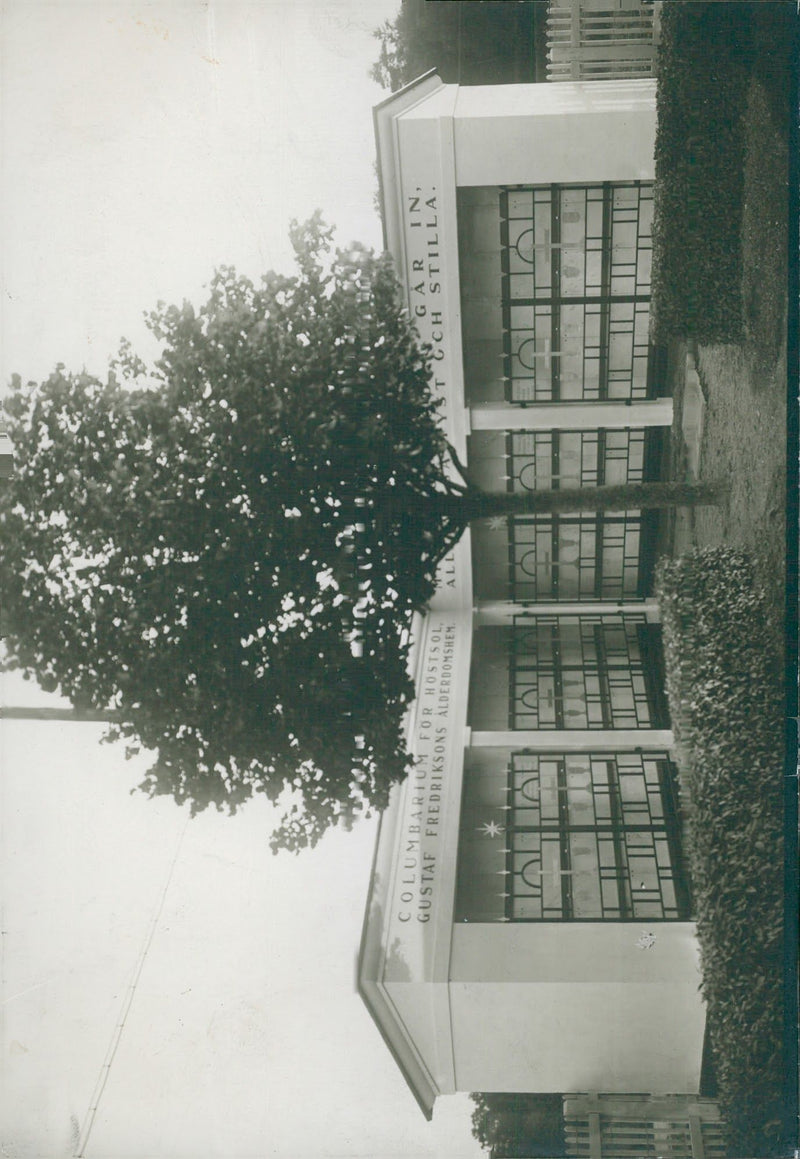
[[395, 620, 457, 924], [405, 187, 447, 388]]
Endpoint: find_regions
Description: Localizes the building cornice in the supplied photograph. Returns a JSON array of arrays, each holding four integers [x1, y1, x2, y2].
[[372, 71, 444, 256]]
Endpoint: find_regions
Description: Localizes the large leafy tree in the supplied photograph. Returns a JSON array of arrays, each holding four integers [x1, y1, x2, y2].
[[1, 214, 713, 852]]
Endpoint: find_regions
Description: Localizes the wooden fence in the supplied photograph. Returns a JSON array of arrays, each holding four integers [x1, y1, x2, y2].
[[563, 1094, 727, 1159], [546, 0, 659, 82]]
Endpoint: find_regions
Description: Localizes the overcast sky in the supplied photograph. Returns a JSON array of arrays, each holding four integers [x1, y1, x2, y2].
[[0, 3, 484, 1156]]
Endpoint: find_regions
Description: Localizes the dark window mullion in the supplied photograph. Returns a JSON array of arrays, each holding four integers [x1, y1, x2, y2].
[[507, 629, 516, 729], [604, 757, 633, 917], [517, 822, 670, 834], [550, 188, 561, 401], [502, 294, 513, 402], [551, 620, 564, 729], [593, 514, 605, 600], [499, 192, 513, 402], [592, 622, 614, 728], [595, 428, 607, 486], [504, 292, 647, 308], [551, 514, 560, 600], [634, 181, 644, 299], [655, 758, 692, 917], [596, 185, 613, 401], [556, 758, 573, 918]]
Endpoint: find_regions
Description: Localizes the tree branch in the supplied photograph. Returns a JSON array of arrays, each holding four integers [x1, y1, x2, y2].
[[424, 515, 467, 574], [446, 440, 473, 488]]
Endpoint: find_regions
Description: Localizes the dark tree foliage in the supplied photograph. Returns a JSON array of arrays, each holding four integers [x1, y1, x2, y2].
[[470, 1093, 565, 1157], [1, 215, 714, 853], [370, 0, 544, 92], [369, 0, 447, 90], [1, 217, 445, 852]]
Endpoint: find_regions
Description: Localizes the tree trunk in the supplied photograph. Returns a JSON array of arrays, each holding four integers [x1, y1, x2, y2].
[[468, 480, 719, 520]]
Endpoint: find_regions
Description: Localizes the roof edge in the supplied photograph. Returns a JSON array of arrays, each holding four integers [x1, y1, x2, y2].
[[357, 613, 438, 1120], [372, 68, 440, 115], [357, 978, 437, 1120], [357, 811, 439, 1121], [372, 72, 445, 254]]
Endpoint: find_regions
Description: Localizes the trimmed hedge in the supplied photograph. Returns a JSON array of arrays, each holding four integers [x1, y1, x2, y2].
[[656, 548, 785, 1157], [651, 3, 755, 343]]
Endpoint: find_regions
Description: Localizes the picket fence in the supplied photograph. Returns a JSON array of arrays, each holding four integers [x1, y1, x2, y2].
[[546, 0, 658, 82], [563, 1094, 727, 1159]]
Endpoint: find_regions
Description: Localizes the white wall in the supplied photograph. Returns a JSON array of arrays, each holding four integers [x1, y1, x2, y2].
[[453, 80, 657, 188], [449, 980, 705, 1094], [448, 922, 705, 1093], [451, 921, 702, 984]]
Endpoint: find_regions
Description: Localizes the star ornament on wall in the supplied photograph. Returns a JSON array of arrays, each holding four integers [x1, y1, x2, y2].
[[478, 819, 505, 838], [485, 515, 508, 531]]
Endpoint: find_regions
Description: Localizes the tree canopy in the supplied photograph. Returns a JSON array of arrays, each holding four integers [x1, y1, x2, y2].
[[1, 214, 715, 852], [1, 217, 457, 851]]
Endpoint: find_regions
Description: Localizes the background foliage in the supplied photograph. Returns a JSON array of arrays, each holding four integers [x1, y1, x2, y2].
[[370, 0, 543, 91], [470, 1092, 565, 1157]]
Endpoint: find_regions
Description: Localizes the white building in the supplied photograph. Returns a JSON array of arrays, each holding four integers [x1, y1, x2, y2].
[[358, 75, 705, 1119]]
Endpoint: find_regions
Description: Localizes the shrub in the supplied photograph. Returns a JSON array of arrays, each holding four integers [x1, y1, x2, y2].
[[470, 1093, 565, 1157], [651, 3, 755, 343], [656, 547, 786, 1156]]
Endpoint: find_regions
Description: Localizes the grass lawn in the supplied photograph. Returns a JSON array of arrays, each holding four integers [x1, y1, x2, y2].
[[652, 3, 796, 1155]]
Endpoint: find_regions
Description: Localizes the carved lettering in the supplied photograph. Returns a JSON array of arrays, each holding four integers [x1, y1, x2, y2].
[[394, 620, 458, 923], [404, 185, 446, 364]]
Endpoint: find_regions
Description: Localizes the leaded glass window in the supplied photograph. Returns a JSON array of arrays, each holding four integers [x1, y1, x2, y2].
[[500, 183, 654, 403], [468, 617, 670, 732], [468, 428, 664, 602], [506, 513, 644, 601], [510, 614, 668, 730], [455, 751, 690, 922]]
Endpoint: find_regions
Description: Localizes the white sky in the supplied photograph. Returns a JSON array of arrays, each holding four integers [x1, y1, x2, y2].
[[0, 3, 484, 1156]]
